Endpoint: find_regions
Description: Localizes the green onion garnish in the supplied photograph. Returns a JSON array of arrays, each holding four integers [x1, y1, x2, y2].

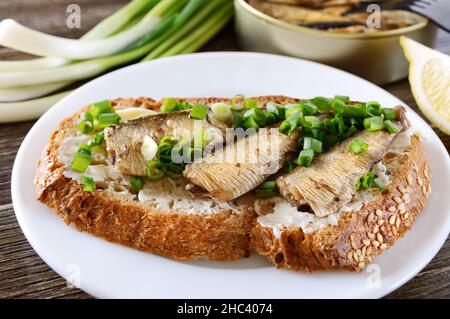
[[284, 104, 302, 119], [231, 94, 245, 111], [300, 101, 318, 116], [92, 131, 105, 145], [384, 120, 399, 134], [280, 121, 291, 134], [280, 113, 302, 134], [160, 136, 178, 146], [146, 160, 166, 182], [166, 163, 184, 180], [302, 116, 322, 129], [363, 116, 384, 132], [243, 107, 266, 125], [334, 95, 350, 103], [211, 102, 232, 123], [97, 112, 121, 128], [360, 172, 375, 190], [190, 104, 209, 120], [284, 159, 297, 173], [266, 102, 285, 120], [78, 112, 94, 133], [367, 101, 382, 116], [81, 176, 95, 192], [312, 96, 331, 113], [303, 137, 322, 153], [383, 108, 397, 121], [265, 112, 277, 125], [343, 125, 358, 139], [71, 147, 91, 173], [255, 180, 278, 198], [89, 100, 113, 118], [349, 138, 369, 154], [242, 116, 260, 130], [161, 97, 178, 113], [298, 149, 314, 167], [232, 112, 244, 128], [245, 99, 258, 109], [373, 178, 385, 190], [130, 176, 144, 192]]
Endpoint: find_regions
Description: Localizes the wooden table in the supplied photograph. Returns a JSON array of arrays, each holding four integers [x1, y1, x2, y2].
[[0, 0, 449, 299]]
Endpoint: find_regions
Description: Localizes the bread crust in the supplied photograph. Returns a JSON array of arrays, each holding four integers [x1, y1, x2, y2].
[[34, 96, 297, 261], [251, 135, 431, 271]]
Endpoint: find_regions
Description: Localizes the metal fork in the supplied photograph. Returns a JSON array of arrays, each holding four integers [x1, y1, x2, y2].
[[347, 0, 450, 32]]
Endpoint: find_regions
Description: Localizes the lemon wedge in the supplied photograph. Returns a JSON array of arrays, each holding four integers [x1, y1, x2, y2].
[[400, 36, 450, 135]]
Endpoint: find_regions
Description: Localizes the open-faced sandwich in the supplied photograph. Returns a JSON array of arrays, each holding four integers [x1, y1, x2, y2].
[[35, 95, 431, 272]]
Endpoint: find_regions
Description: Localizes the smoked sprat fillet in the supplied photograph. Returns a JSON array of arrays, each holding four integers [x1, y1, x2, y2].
[[277, 107, 406, 217], [184, 127, 299, 201], [104, 110, 217, 176]]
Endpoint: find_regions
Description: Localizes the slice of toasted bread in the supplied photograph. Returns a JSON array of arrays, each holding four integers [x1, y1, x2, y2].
[[34, 95, 297, 261], [251, 134, 431, 271]]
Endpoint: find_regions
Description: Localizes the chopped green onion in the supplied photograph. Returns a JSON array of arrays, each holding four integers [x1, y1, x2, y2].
[[160, 136, 178, 146], [383, 108, 398, 121], [284, 105, 302, 119], [71, 148, 91, 173], [266, 102, 285, 120], [299, 101, 318, 116], [231, 94, 245, 111], [359, 172, 375, 190], [280, 113, 302, 134], [242, 116, 260, 130], [334, 95, 350, 103], [190, 104, 208, 120], [297, 149, 314, 167], [373, 178, 385, 190], [349, 138, 368, 154], [211, 102, 232, 123], [130, 176, 144, 192], [279, 121, 291, 134], [255, 180, 278, 198], [92, 131, 105, 145], [284, 160, 297, 173], [147, 160, 166, 181], [384, 120, 399, 134], [78, 112, 94, 133], [166, 162, 184, 180], [265, 112, 277, 125], [331, 99, 346, 115], [161, 97, 178, 113], [245, 99, 258, 109], [89, 100, 114, 118], [81, 176, 95, 192], [303, 137, 322, 153], [243, 107, 266, 125], [97, 112, 121, 128], [343, 125, 358, 139], [367, 101, 382, 116], [232, 112, 244, 128], [363, 116, 384, 132], [302, 116, 322, 129], [312, 96, 331, 113]]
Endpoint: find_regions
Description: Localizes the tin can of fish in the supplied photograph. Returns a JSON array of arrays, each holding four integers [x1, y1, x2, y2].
[[234, 0, 437, 85]]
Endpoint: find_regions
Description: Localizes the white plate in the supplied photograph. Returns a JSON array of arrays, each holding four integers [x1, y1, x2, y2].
[[12, 52, 450, 299]]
